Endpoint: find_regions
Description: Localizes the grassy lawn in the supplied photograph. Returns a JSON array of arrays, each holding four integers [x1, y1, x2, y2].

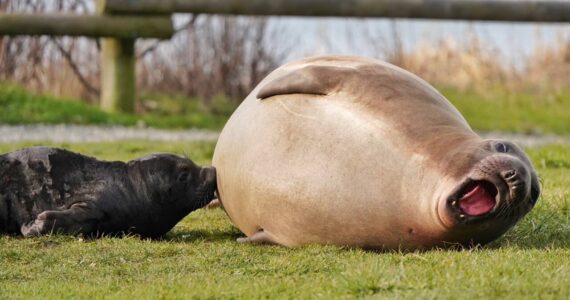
[[1, 84, 569, 134], [0, 141, 568, 299], [0, 85, 234, 130], [442, 87, 570, 135]]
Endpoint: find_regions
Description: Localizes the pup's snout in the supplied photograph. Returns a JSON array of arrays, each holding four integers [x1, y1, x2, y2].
[[200, 167, 217, 185]]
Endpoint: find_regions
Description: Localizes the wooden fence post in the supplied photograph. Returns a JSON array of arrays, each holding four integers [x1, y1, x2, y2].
[[97, 0, 136, 113], [100, 38, 135, 113]]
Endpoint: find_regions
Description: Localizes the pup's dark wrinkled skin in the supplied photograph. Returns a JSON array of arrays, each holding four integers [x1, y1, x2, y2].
[[0, 147, 216, 238]]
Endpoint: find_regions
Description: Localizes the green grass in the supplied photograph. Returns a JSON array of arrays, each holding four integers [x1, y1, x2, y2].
[[2, 84, 570, 134], [0, 84, 235, 130], [442, 87, 570, 135], [0, 141, 568, 299]]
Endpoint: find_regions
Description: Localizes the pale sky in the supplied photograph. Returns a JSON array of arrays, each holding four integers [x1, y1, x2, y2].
[[270, 17, 569, 67]]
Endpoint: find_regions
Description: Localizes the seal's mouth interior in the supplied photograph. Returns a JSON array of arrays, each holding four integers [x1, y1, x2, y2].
[[457, 180, 497, 216]]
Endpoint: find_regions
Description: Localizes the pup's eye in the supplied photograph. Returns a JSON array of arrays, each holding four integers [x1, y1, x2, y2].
[[495, 142, 509, 153], [177, 172, 191, 183]]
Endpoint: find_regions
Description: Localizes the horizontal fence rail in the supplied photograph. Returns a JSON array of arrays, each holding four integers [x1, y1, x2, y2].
[[0, 14, 173, 38], [101, 0, 570, 23]]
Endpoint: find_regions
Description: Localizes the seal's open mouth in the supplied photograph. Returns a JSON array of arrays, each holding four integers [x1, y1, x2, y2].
[[457, 181, 497, 216]]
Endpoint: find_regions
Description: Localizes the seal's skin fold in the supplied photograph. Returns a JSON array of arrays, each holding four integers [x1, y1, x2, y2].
[[0, 147, 217, 238], [213, 55, 540, 250]]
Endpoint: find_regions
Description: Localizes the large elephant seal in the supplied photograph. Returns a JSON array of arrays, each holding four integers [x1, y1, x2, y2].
[[213, 55, 540, 250], [0, 147, 217, 238]]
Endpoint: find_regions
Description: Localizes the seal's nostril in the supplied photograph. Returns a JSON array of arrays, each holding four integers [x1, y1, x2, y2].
[[503, 170, 517, 180]]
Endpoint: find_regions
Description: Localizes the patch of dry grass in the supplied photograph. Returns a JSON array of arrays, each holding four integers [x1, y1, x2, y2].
[[395, 35, 569, 97]]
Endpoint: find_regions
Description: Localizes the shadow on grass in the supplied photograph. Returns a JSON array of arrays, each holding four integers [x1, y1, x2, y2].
[[164, 207, 569, 250], [3, 207, 566, 251], [486, 236, 570, 250], [486, 230, 570, 250], [164, 228, 242, 243]]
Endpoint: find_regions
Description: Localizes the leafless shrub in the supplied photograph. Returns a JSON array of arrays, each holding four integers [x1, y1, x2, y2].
[[138, 15, 285, 103], [0, 0, 99, 102], [1, 0, 286, 105]]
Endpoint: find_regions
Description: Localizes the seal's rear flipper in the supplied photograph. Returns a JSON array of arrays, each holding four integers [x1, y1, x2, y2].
[[20, 202, 103, 237], [236, 229, 279, 245]]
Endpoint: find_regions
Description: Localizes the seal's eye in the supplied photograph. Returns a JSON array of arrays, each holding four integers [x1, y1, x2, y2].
[[177, 172, 191, 183], [495, 142, 509, 153]]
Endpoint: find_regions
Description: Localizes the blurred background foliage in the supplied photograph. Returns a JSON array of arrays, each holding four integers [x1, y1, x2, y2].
[[0, 0, 568, 132]]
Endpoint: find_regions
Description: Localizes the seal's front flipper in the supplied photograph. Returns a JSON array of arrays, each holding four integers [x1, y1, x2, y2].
[[257, 65, 352, 100], [21, 202, 103, 237], [236, 229, 279, 245]]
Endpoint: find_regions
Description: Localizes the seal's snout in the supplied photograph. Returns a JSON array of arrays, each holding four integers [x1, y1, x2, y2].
[[447, 152, 534, 225], [499, 167, 528, 202], [194, 167, 217, 208], [502, 169, 516, 180], [200, 167, 217, 187]]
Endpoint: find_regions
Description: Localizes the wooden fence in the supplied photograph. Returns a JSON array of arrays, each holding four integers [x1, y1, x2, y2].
[[0, 0, 569, 113]]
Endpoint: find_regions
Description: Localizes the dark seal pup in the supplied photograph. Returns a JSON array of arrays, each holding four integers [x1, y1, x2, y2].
[[0, 147, 216, 238]]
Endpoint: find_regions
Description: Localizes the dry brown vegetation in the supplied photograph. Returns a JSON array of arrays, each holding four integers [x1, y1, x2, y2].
[[0, 0, 568, 106], [0, 0, 285, 105], [137, 15, 285, 104], [0, 0, 99, 102], [401, 37, 569, 95], [363, 24, 569, 96], [524, 37, 570, 93]]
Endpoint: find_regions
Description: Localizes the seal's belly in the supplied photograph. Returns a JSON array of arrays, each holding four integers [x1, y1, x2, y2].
[[214, 55, 539, 250], [215, 94, 422, 247]]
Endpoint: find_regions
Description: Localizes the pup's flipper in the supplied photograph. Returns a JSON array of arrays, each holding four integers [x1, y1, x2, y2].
[[21, 202, 103, 237]]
